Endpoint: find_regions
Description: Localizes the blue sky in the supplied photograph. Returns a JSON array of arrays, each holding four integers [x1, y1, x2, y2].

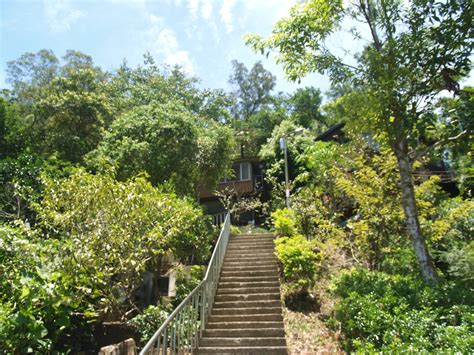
[[0, 0, 328, 94], [1, 0, 471, 96]]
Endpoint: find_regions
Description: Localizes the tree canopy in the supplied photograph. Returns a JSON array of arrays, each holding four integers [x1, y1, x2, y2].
[[246, 0, 474, 283]]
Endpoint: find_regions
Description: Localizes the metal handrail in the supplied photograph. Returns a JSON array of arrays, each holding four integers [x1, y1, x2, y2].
[[140, 211, 231, 354]]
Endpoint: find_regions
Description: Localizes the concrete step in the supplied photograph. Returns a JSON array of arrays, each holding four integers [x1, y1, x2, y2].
[[199, 337, 286, 347], [213, 300, 281, 309], [226, 250, 275, 256], [202, 328, 285, 338], [211, 306, 282, 316], [227, 245, 275, 254], [198, 346, 287, 354], [227, 243, 275, 250], [226, 247, 275, 253], [228, 240, 275, 245], [223, 261, 278, 269], [217, 286, 281, 295], [217, 280, 280, 289], [207, 321, 284, 329], [232, 234, 274, 239], [219, 276, 279, 284], [222, 264, 277, 272], [221, 270, 277, 277], [225, 253, 276, 260], [215, 293, 281, 302], [224, 256, 277, 263], [208, 314, 283, 323]]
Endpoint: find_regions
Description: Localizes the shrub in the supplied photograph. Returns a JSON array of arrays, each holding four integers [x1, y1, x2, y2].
[[172, 265, 204, 308], [275, 235, 322, 291], [128, 305, 171, 345], [0, 224, 95, 353], [330, 269, 474, 353], [33, 169, 214, 317], [271, 208, 297, 236]]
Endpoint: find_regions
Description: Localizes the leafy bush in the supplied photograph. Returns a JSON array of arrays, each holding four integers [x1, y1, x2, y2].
[[128, 305, 170, 344], [173, 265, 204, 308], [0, 224, 95, 353], [330, 269, 474, 353], [0, 169, 214, 352], [275, 235, 322, 291], [271, 208, 298, 236]]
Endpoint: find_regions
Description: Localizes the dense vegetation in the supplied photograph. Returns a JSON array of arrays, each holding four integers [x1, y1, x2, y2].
[[251, 0, 473, 352], [1, 0, 472, 352], [0, 48, 334, 351], [0, 51, 234, 352]]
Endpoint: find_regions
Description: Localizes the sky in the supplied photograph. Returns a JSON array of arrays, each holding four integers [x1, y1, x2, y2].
[[0, 0, 329, 94]]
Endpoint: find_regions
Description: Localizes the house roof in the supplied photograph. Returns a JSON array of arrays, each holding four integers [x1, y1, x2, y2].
[[314, 122, 346, 142]]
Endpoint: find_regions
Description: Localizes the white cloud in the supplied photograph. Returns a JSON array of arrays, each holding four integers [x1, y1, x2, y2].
[[43, 0, 84, 32], [186, 0, 213, 21], [141, 14, 195, 74], [187, 0, 199, 19], [165, 50, 194, 74], [220, 0, 237, 33], [200, 0, 213, 20]]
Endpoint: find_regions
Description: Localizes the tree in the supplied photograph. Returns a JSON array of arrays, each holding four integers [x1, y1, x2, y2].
[[228, 60, 276, 121], [108, 55, 231, 123], [246, 0, 473, 283], [5, 50, 111, 163], [289, 86, 325, 130], [6, 49, 59, 105], [87, 102, 234, 196]]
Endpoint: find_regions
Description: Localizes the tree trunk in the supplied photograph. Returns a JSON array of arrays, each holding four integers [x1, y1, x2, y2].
[[396, 151, 438, 284]]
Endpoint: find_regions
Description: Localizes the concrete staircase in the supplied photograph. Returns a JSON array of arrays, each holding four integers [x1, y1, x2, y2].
[[197, 233, 287, 354]]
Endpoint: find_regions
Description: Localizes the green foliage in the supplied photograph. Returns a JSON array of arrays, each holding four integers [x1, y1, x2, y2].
[[173, 265, 204, 308], [271, 208, 297, 237], [275, 235, 322, 291], [259, 119, 315, 206], [229, 224, 241, 235], [88, 102, 233, 195], [34, 169, 213, 316], [244, 0, 345, 82], [6, 50, 110, 163], [334, 150, 405, 270], [288, 87, 325, 130], [0, 153, 71, 223], [246, 0, 474, 283], [128, 305, 171, 344], [331, 269, 474, 353], [228, 60, 276, 120], [0, 224, 95, 353], [88, 102, 200, 193]]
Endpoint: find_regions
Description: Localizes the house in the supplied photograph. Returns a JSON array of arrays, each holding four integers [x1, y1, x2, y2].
[[198, 157, 265, 225], [314, 122, 347, 143]]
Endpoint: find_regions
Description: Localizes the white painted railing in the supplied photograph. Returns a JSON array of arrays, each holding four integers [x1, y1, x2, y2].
[[140, 212, 230, 354]]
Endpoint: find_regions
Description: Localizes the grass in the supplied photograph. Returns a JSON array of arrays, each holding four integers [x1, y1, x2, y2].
[[283, 306, 342, 354], [281, 279, 343, 354]]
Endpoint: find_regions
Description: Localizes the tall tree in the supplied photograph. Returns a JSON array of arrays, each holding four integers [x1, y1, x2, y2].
[[5, 50, 110, 163], [228, 60, 276, 120], [289, 86, 325, 129], [246, 0, 473, 283]]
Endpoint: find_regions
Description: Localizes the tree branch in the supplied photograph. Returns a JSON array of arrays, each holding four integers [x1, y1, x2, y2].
[[412, 129, 468, 161], [359, 0, 383, 51]]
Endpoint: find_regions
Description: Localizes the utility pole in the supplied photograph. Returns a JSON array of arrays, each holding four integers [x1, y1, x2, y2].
[[279, 127, 305, 209], [280, 136, 290, 208]]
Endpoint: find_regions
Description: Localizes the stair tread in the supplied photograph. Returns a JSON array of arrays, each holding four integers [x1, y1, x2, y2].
[[198, 232, 286, 354]]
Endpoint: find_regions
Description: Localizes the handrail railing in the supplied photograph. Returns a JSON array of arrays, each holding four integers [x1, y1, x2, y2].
[[140, 211, 231, 355]]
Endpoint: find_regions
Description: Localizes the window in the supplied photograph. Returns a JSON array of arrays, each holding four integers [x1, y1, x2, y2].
[[157, 277, 170, 296], [219, 162, 251, 183], [240, 162, 251, 181]]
